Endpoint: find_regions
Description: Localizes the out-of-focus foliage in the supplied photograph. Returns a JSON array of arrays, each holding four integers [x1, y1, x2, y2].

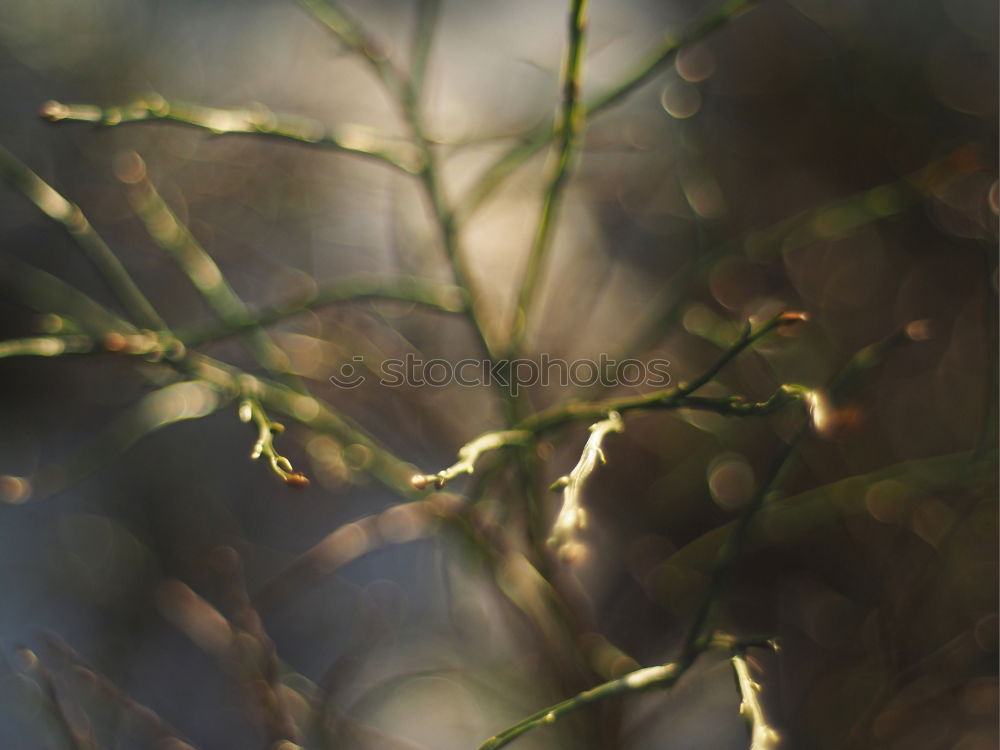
[[0, 0, 996, 748]]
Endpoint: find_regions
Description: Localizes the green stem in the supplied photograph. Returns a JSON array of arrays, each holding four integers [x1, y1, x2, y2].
[[0, 145, 167, 331], [507, 0, 589, 359], [456, 0, 760, 222], [41, 96, 422, 173], [177, 276, 466, 347], [475, 634, 771, 750]]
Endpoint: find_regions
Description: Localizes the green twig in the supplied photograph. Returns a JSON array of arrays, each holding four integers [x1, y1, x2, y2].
[[547, 410, 622, 560], [175, 274, 466, 347], [456, 0, 760, 222], [475, 633, 772, 750], [409, 0, 441, 104], [410, 429, 532, 490], [0, 145, 166, 331], [122, 152, 310, 393], [41, 97, 422, 173], [731, 644, 781, 750], [507, 0, 590, 358]]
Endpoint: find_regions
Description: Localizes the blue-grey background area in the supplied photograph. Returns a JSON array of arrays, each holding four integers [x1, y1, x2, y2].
[[0, 0, 996, 748]]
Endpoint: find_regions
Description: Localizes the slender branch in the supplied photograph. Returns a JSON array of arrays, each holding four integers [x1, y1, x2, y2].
[[300, 0, 502, 375], [40, 97, 422, 173], [678, 321, 930, 664], [456, 0, 760, 222], [177, 275, 466, 347], [409, 0, 441, 104], [0, 257, 138, 337], [475, 633, 772, 750], [410, 430, 532, 490], [0, 335, 94, 359], [519, 311, 808, 434], [121, 152, 302, 388], [731, 645, 781, 750], [547, 410, 622, 559], [298, 0, 409, 101], [507, 0, 590, 357], [0, 145, 166, 331], [408, 312, 810, 496]]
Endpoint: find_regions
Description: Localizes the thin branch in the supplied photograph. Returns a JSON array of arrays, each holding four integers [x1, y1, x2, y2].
[[547, 410, 622, 560], [177, 275, 466, 347], [456, 0, 760, 222], [408, 312, 811, 496], [0, 257, 139, 337], [41, 97, 422, 173], [409, 0, 441, 104], [298, 0, 409, 101], [121, 152, 302, 388], [678, 321, 931, 664], [410, 429, 532, 490], [731, 645, 781, 750], [475, 633, 772, 750], [0, 335, 94, 359], [0, 145, 166, 330], [519, 311, 808, 434], [300, 0, 503, 380], [507, 0, 590, 357]]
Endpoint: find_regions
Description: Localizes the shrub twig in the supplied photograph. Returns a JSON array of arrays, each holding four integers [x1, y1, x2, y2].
[[546, 410, 622, 560], [40, 96, 422, 173], [731, 643, 781, 750]]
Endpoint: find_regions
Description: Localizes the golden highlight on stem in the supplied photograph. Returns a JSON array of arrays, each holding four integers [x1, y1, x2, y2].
[[411, 429, 531, 489], [732, 646, 781, 750], [547, 410, 623, 560]]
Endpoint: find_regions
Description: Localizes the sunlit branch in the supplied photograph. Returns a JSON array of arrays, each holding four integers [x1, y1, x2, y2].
[[731, 645, 781, 750], [456, 0, 761, 222], [507, 0, 590, 358], [0, 335, 94, 359], [177, 276, 466, 347], [519, 311, 808, 434], [300, 0, 503, 380], [298, 0, 409, 102], [475, 633, 773, 750], [40, 96, 423, 173], [122, 152, 303, 388], [408, 312, 811, 497], [0, 257, 139, 337], [409, 0, 441, 104], [410, 429, 531, 490], [547, 410, 622, 560], [678, 321, 931, 664], [0, 145, 166, 331]]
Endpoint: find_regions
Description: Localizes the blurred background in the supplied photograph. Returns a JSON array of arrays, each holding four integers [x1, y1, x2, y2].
[[0, 0, 996, 748]]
